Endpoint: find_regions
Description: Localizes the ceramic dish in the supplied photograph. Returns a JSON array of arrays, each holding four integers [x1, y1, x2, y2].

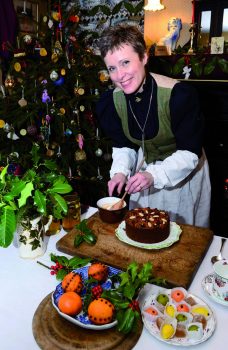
[[142, 289, 216, 346], [52, 264, 121, 330], [115, 221, 182, 250], [202, 273, 228, 307]]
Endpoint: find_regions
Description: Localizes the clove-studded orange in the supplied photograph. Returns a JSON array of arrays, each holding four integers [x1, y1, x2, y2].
[[62, 272, 83, 293]]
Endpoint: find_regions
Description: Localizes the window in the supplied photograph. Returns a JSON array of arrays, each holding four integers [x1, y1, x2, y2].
[[195, 0, 228, 49]]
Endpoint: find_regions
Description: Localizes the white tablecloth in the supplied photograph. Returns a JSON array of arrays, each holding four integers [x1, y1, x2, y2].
[[0, 207, 228, 350]]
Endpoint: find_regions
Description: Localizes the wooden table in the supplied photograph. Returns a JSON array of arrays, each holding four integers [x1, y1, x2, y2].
[[56, 212, 213, 289]]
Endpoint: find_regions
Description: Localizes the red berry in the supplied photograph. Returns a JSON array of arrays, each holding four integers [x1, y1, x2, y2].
[[91, 285, 103, 299]]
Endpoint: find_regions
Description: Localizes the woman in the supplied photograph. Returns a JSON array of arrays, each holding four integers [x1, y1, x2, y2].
[[96, 24, 211, 227]]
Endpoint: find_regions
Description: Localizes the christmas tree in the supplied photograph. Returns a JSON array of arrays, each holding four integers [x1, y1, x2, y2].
[[0, 1, 114, 206], [0, 0, 144, 206]]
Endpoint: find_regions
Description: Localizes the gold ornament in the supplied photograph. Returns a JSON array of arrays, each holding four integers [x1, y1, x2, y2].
[[59, 107, 65, 115], [74, 87, 85, 96], [99, 70, 109, 83], [0, 119, 6, 128], [40, 48, 47, 56], [51, 52, 59, 63], [75, 149, 87, 161], [52, 11, 60, 21], [14, 62, 22, 72]]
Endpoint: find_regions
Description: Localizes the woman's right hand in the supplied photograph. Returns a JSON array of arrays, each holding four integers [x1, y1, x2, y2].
[[108, 173, 127, 196]]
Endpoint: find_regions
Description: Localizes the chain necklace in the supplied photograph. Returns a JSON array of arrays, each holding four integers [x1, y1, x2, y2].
[[128, 80, 154, 156]]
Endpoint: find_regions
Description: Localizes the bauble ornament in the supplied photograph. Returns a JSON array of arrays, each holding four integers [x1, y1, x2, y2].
[[50, 70, 58, 81], [95, 148, 103, 157]]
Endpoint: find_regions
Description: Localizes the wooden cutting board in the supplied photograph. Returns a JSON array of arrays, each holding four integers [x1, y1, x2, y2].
[[56, 212, 213, 289], [32, 293, 143, 350]]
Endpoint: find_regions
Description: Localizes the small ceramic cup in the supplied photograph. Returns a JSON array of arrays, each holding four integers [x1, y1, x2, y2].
[[97, 197, 127, 224], [212, 259, 228, 301]]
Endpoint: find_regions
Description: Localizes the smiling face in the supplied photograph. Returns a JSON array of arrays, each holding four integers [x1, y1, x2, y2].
[[104, 44, 148, 94]]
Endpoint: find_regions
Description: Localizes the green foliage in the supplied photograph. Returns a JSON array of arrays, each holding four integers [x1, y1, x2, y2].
[[0, 144, 72, 248], [102, 262, 166, 334], [50, 253, 91, 280], [74, 219, 97, 247]]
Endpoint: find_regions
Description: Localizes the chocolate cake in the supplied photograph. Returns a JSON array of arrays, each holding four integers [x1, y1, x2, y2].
[[125, 207, 170, 243]]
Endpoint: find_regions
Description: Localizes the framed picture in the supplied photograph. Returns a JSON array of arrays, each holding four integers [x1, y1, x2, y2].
[[210, 37, 225, 54], [15, 0, 39, 35]]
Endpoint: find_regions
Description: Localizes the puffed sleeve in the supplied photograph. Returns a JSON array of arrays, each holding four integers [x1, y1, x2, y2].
[[170, 82, 203, 158]]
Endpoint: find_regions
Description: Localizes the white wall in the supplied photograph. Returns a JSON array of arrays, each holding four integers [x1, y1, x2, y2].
[[144, 0, 193, 48]]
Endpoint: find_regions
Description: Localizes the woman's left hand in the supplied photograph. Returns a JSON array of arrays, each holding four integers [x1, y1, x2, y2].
[[125, 171, 154, 194]]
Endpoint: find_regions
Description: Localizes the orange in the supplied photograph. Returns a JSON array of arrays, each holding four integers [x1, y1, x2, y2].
[[88, 298, 114, 325], [58, 292, 82, 316], [62, 272, 83, 293], [88, 262, 108, 282]]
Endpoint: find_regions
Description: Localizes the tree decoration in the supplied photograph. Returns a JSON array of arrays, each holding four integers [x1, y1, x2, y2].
[[5, 75, 15, 89], [95, 148, 103, 157], [54, 77, 64, 86], [18, 86, 27, 107], [42, 89, 51, 103], [50, 70, 59, 81], [0, 119, 6, 128], [75, 149, 87, 161], [40, 48, 47, 57], [23, 34, 33, 44], [14, 62, 22, 72]]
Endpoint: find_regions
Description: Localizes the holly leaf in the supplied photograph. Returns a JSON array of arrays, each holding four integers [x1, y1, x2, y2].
[[117, 308, 136, 334], [218, 58, 228, 73], [74, 234, 84, 247], [68, 256, 91, 268], [56, 268, 68, 281], [34, 189, 46, 214], [83, 232, 97, 245], [18, 181, 34, 208]]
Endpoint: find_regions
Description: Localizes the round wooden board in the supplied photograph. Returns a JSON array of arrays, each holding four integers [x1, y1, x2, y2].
[[32, 293, 143, 350]]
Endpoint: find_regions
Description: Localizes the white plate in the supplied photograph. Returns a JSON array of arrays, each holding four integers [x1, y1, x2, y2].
[[115, 221, 182, 250], [202, 273, 228, 307], [142, 289, 216, 346], [52, 264, 121, 330]]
